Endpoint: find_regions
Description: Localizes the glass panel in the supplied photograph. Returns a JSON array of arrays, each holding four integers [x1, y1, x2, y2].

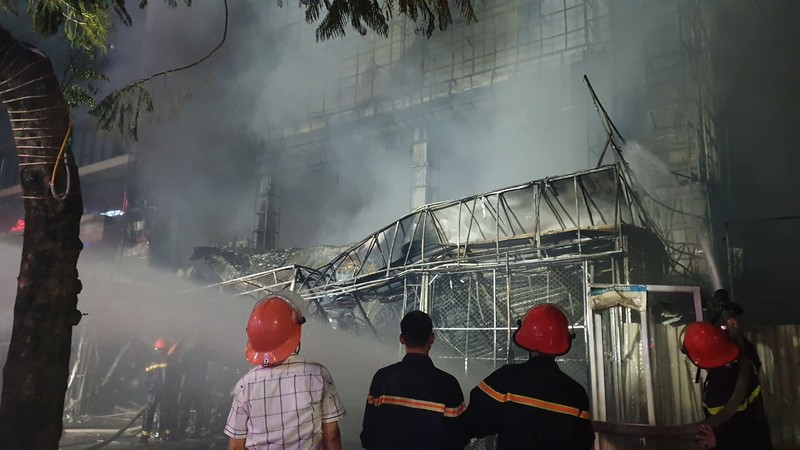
[[647, 290, 704, 425], [547, 178, 580, 229], [597, 307, 648, 424], [471, 194, 501, 242], [577, 169, 618, 227], [498, 186, 536, 236]]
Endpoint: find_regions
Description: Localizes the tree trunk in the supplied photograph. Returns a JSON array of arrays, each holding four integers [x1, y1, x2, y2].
[[0, 26, 84, 449]]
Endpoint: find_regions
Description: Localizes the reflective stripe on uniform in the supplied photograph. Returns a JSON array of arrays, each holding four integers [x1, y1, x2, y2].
[[145, 363, 167, 372], [444, 404, 466, 417], [367, 394, 465, 417], [478, 381, 591, 420], [705, 385, 761, 415]]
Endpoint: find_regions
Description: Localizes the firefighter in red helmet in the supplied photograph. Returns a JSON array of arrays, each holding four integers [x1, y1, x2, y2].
[[141, 336, 180, 442], [462, 303, 594, 449], [224, 293, 346, 450], [682, 322, 773, 450]]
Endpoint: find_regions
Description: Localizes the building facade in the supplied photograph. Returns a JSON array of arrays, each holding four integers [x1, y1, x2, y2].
[[0, 0, 722, 277], [250, 0, 721, 283]]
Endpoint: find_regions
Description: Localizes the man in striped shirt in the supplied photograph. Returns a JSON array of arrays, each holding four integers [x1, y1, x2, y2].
[[360, 310, 466, 450], [225, 295, 345, 450], [462, 304, 594, 449]]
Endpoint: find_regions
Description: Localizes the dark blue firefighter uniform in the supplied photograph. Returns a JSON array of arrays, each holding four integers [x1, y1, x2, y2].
[[142, 354, 179, 440], [360, 353, 466, 450], [703, 340, 773, 450], [463, 356, 594, 450]]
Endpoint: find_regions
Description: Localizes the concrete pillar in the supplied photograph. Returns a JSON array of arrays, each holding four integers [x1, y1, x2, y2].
[[253, 173, 281, 250], [410, 127, 437, 210]]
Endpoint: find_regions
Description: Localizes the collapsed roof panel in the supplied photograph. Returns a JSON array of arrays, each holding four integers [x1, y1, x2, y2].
[[313, 164, 660, 291], [189, 162, 670, 345]]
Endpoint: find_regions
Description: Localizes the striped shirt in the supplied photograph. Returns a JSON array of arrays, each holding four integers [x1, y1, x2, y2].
[[224, 355, 346, 450]]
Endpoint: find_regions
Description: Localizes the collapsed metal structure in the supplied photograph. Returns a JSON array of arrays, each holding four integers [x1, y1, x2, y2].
[[203, 162, 673, 389], [59, 160, 709, 448], [197, 159, 721, 450]]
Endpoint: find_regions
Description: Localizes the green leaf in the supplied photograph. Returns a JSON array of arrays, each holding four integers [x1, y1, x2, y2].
[[64, 84, 97, 108], [89, 82, 154, 141], [296, 0, 475, 41], [0, 0, 18, 15], [68, 66, 109, 82], [54, 1, 113, 53], [30, 0, 64, 36]]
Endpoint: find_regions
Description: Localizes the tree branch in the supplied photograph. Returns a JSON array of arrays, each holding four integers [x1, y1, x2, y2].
[[90, 0, 228, 139], [133, 0, 228, 85]]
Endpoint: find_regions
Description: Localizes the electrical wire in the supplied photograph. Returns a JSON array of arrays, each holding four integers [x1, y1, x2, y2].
[[49, 123, 72, 200]]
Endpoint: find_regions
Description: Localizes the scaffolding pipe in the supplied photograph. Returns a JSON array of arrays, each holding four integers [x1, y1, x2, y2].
[[505, 253, 513, 364]]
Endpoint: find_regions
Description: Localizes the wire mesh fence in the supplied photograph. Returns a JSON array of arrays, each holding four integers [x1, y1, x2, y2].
[[424, 262, 590, 389]]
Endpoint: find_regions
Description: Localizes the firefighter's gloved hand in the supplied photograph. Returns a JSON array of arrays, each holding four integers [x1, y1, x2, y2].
[[697, 424, 717, 449]]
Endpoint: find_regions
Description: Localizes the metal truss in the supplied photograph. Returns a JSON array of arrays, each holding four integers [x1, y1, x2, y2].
[[307, 163, 657, 290], [201, 162, 668, 324]]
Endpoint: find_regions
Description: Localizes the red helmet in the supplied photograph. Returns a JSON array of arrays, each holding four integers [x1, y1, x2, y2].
[[245, 295, 306, 367], [513, 304, 574, 356], [154, 337, 172, 352], [683, 322, 739, 369]]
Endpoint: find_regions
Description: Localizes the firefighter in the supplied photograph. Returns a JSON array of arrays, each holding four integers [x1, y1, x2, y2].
[[176, 338, 210, 439], [360, 310, 466, 450], [713, 289, 762, 371], [224, 294, 345, 450], [462, 303, 594, 449], [683, 322, 773, 450], [141, 336, 180, 442]]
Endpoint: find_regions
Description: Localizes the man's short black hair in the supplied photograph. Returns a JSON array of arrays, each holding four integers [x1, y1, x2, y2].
[[401, 310, 433, 348]]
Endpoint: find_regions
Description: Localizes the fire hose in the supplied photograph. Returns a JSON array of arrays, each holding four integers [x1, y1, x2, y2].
[[58, 405, 147, 448], [84, 404, 147, 449], [591, 325, 751, 440]]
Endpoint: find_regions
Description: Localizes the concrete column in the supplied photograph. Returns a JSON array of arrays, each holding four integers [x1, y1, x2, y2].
[[410, 127, 437, 210], [253, 173, 281, 250]]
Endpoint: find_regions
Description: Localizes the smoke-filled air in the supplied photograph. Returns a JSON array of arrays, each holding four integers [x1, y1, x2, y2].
[[0, 0, 798, 449]]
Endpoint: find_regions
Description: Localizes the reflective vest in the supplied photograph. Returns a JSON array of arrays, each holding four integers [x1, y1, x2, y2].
[[703, 360, 773, 450]]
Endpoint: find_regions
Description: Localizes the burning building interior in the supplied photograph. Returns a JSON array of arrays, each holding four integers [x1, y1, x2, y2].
[[0, 0, 799, 448]]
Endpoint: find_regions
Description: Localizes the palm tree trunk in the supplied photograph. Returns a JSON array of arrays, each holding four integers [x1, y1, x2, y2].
[[0, 26, 84, 449]]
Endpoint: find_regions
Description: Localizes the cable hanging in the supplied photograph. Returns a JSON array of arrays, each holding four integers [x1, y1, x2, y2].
[[49, 122, 72, 201]]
